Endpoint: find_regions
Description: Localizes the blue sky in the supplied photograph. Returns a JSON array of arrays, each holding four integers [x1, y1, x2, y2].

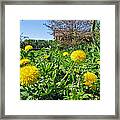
[[20, 20, 53, 40]]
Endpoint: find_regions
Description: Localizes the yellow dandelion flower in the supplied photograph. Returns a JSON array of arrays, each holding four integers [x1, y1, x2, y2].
[[84, 81, 92, 86], [20, 65, 39, 86], [83, 72, 97, 86], [70, 50, 86, 61], [44, 55, 49, 59], [63, 52, 69, 56], [20, 58, 30, 66], [25, 45, 33, 51]]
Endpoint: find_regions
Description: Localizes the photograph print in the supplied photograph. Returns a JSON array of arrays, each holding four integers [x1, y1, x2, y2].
[[20, 20, 100, 100]]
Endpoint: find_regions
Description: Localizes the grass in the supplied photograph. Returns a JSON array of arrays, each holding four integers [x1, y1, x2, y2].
[[20, 39, 100, 100]]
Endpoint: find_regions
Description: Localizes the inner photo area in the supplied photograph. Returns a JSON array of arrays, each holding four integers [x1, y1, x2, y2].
[[20, 20, 100, 100]]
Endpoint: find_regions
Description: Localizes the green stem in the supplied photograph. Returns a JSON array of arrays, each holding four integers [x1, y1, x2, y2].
[[61, 62, 75, 81]]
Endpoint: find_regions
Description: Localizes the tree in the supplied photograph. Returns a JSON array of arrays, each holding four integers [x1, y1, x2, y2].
[[45, 20, 94, 45]]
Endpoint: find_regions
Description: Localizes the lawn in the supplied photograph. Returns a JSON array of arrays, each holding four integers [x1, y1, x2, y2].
[[20, 37, 100, 100]]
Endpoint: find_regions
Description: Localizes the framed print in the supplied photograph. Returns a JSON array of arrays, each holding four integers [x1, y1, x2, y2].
[[0, 0, 119, 119]]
